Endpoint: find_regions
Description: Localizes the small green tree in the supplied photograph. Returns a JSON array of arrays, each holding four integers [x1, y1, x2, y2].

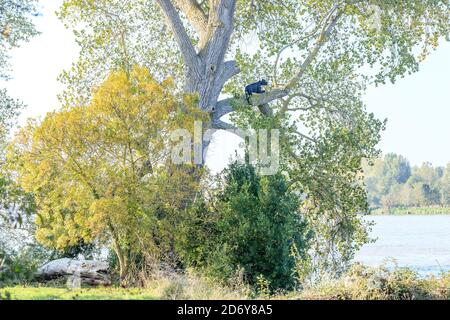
[[179, 162, 310, 291]]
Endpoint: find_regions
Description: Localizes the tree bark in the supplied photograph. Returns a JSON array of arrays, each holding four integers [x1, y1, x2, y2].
[[154, 0, 343, 164], [35, 258, 110, 286]]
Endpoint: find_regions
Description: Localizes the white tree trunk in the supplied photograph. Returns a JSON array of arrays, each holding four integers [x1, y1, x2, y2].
[[36, 258, 110, 286]]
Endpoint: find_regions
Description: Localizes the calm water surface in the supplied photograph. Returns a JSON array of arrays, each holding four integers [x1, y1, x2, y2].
[[355, 215, 450, 276]]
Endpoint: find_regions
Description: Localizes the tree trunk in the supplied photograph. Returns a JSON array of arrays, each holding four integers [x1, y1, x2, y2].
[[112, 240, 129, 282], [35, 258, 110, 286]]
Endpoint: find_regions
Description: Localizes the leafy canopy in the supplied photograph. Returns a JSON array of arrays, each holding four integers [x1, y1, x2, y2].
[[9, 66, 207, 278], [179, 161, 311, 291], [0, 0, 39, 228], [44, 0, 450, 278]]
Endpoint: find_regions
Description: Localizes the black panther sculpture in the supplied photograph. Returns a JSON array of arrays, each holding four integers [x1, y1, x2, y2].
[[245, 79, 268, 104]]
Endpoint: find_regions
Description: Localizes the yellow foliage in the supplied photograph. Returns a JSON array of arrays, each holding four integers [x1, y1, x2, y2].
[[9, 66, 206, 263]]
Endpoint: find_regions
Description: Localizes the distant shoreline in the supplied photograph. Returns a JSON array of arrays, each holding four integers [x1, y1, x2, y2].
[[369, 207, 450, 216]]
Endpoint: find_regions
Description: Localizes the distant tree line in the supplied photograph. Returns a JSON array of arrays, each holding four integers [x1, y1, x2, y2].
[[363, 153, 450, 209]]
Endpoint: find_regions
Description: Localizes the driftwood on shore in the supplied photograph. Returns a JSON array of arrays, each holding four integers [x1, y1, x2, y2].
[[35, 258, 110, 288]]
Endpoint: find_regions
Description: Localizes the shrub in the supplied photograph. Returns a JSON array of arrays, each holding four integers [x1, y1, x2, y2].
[[0, 243, 48, 287], [178, 162, 311, 291], [296, 264, 450, 300]]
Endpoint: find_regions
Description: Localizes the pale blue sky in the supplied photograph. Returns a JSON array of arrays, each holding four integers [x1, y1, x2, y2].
[[2, 1, 450, 172]]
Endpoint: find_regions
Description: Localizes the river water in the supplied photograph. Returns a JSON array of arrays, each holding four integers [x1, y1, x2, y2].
[[354, 215, 450, 276]]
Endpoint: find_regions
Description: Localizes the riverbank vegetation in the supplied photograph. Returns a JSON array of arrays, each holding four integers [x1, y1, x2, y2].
[[2, 265, 449, 300], [364, 154, 450, 214], [371, 207, 450, 216], [1, 1, 450, 299]]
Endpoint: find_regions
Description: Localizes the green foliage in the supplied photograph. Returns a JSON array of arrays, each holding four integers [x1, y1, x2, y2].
[[54, 0, 449, 283], [8, 67, 207, 283], [0, 287, 159, 300], [296, 264, 450, 300], [178, 162, 310, 291], [364, 154, 450, 210], [0, 242, 48, 287], [0, 0, 38, 137], [1, 0, 39, 226], [0, 0, 39, 79]]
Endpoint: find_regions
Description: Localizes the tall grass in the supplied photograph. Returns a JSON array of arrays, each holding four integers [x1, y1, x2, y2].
[[1, 264, 449, 300]]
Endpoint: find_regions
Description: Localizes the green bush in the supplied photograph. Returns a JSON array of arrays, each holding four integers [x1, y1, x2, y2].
[[297, 264, 450, 300], [0, 243, 48, 287], [178, 162, 311, 291]]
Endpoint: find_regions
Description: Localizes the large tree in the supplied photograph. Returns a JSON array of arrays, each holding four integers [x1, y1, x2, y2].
[[58, 0, 449, 142], [56, 0, 450, 277]]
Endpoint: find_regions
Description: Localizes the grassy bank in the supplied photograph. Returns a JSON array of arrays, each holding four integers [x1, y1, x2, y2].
[[0, 287, 158, 300], [1, 265, 449, 300], [370, 207, 450, 216]]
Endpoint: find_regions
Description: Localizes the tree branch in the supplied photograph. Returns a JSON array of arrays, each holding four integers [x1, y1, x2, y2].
[[173, 0, 208, 41], [218, 60, 240, 86], [214, 88, 289, 120], [213, 97, 234, 118], [250, 89, 290, 107], [211, 119, 247, 139], [285, 10, 343, 89], [155, 0, 200, 71], [211, 60, 240, 101], [201, 0, 236, 64]]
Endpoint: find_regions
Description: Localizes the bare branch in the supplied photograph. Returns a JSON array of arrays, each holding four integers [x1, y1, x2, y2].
[[211, 60, 240, 100], [201, 0, 236, 64], [211, 119, 248, 139], [155, 0, 200, 71], [286, 10, 343, 89], [173, 0, 208, 39]]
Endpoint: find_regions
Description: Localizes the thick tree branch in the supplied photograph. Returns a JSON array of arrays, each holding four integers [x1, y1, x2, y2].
[[173, 0, 208, 41], [211, 119, 247, 139], [155, 0, 200, 72], [218, 60, 240, 86], [201, 0, 236, 63], [214, 89, 289, 120], [210, 60, 240, 102]]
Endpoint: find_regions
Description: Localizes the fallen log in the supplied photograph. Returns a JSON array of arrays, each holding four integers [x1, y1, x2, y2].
[[36, 258, 110, 287]]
